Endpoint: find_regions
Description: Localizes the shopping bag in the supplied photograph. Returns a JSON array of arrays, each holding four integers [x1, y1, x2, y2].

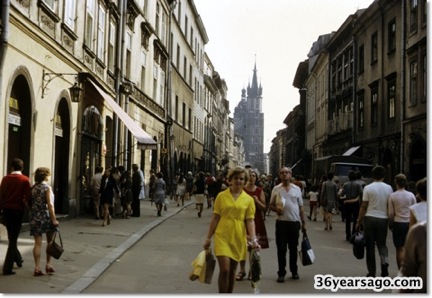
[[299, 232, 315, 266], [350, 231, 366, 259], [203, 249, 216, 284]]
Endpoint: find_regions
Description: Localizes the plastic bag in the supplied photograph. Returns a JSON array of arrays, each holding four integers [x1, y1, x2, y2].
[[299, 232, 315, 266], [351, 231, 366, 259], [189, 249, 215, 284], [190, 250, 206, 281], [249, 248, 261, 292]]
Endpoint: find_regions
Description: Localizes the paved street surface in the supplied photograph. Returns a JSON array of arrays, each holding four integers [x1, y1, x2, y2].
[[0, 198, 399, 294]]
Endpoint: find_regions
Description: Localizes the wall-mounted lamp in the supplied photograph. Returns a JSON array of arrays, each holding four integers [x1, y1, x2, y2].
[[42, 69, 83, 102]]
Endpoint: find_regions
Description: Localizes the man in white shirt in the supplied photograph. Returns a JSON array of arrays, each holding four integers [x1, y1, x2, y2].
[[269, 167, 306, 283], [356, 165, 393, 277]]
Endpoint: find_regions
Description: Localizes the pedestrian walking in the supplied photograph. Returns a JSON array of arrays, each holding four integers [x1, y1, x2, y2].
[[0, 158, 31, 275], [153, 172, 166, 217], [388, 173, 416, 269], [29, 167, 59, 276], [269, 166, 306, 283], [99, 168, 120, 226], [203, 166, 260, 293], [306, 184, 319, 221], [236, 169, 268, 281], [340, 170, 363, 241], [205, 172, 215, 209], [185, 171, 194, 201], [409, 177, 427, 227], [320, 172, 338, 231], [131, 164, 144, 217], [355, 165, 393, 277], [111, 167, 122, 217], [119, 170, 133, 219], [355, 171, 367, 189], [91, 166, 103, 220], [175, 173, 186, 207], [148, 169, 156, 205], [194, 172, 206, 217]]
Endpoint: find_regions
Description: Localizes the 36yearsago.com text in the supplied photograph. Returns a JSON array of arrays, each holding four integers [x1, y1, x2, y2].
[[314, 274, 422, 292]]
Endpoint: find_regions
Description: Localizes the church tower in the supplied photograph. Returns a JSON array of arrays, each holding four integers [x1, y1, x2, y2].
[[234, 61, 264, 173]]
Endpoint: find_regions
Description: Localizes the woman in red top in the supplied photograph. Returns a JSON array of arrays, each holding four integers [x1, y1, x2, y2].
[[236, 169, 268, 281]]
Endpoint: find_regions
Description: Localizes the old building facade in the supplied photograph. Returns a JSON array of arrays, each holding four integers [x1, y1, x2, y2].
[[1, 0, 238, 217], [270, 0, 427, 184]]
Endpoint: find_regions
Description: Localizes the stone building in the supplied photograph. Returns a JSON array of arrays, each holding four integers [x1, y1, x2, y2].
[[1, 0, 233, 217], [233, 62, 265, 174], [270, 0, 427, 184]]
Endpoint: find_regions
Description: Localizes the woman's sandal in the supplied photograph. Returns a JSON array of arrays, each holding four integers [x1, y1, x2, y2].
[[235, 272, 246, 281], [34, 269, 45, 276], [46, 265, 55, 274]]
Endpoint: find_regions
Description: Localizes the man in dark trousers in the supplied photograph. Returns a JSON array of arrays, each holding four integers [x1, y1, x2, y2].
[[131, 164, 143, 217], [269, 166, 306, 283], [0, 158, 31, 275]]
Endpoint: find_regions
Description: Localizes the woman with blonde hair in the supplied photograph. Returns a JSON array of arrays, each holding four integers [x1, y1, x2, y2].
[[29, 167, 59, 276], [203, 166, 260, 293]]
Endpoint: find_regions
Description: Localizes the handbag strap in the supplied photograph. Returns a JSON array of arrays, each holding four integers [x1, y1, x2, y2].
[[51, 229, 63, 248]]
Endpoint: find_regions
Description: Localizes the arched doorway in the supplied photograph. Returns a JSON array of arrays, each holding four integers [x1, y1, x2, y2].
[[53, 98, 70, 214], [8, 75, 31, 176]]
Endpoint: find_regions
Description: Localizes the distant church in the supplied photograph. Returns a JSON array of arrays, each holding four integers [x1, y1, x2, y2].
[[234, 62, 265, 174]]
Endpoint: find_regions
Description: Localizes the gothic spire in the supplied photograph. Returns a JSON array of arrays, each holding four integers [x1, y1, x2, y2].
[[251, 56, 259, 90]]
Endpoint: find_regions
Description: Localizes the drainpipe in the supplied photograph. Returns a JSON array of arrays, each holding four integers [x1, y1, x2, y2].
[[352, 33, 356, 146], [379, 1, 385, 165], [166, 1, 177, 196], [113, 0, 126, 167], [121, 0, 128, 169], [400, 1, 406, 173], [0, 0, 10, 100]]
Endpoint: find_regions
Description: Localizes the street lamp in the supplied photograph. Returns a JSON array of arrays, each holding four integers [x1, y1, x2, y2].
[[42, 69, 83, 102]]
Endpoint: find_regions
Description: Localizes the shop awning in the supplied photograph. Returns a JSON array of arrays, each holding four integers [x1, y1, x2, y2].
[[342, 146, 361, 156], [89, 80, 157, 150], [291, 158, 303, 170]]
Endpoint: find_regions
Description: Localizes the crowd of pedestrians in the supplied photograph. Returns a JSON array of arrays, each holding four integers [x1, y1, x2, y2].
[[0, 158, 426, 293]]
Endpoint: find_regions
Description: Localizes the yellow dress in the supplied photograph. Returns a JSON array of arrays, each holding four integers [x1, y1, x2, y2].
[[213, 188, 256, 262]]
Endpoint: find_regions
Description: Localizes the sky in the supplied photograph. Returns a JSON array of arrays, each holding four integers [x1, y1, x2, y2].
[[194, 0, 375, 153]]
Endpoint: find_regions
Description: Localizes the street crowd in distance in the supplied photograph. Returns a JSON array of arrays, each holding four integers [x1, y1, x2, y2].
[[0, 159, 426, 293]]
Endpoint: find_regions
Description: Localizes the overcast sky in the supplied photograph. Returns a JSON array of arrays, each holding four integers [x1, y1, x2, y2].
[[193, 0, 375, 153]]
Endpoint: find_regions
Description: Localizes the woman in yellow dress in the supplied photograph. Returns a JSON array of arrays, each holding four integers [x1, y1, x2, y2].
[[203, 166, 260, 293]]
